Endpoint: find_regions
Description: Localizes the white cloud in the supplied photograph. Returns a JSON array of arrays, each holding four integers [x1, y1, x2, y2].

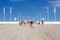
[[49, 1, 60, 7], [10, 0, 23, 2]]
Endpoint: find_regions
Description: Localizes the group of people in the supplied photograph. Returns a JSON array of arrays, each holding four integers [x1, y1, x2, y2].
[[19, 20, 34, 26], [19, 18, 44, 26], [19, 17, 44, 26], [19, 18, 44, 29]]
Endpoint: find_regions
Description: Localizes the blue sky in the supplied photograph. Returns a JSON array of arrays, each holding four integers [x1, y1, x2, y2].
[[0, 0, 60, 21]]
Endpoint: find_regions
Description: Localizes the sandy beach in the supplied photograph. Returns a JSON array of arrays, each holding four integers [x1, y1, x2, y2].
[[0, 24, 60, 40]]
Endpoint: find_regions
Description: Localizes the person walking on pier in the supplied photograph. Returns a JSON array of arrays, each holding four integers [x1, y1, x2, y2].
[[41, 18, 44, 24]]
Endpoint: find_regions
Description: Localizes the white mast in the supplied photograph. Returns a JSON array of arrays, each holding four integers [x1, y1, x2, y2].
[[3, 7, 5, 22], [47, 7, 49, 21], [14, 17, 16, 21], [54, 7, 56, 21], [10, 7, 12, 21]]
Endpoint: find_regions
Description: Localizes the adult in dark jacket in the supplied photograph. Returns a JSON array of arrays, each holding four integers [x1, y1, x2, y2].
[[41, 18, 44, 24]]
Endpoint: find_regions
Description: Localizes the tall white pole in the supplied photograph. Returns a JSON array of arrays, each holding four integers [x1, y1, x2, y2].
[[36, 16, 38, 22], [47, 7, 49, 21], [14, 17, 16, 21], [10, 7, 12, 21], [3, 7, 5, 22], [54, 7, 56, 21], [38, 14, 41, 23], [17, 13, 19, 21]]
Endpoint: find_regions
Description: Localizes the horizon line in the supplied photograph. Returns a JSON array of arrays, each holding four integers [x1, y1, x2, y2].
[[0, 21, 60, 24]]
